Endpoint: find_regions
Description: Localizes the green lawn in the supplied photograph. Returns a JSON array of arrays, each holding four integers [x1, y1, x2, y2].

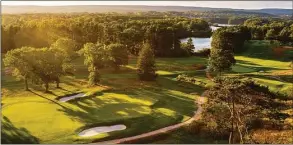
[[2, 56, 206, 144], [148, 40, 293, 143], [2, 40, 292, 143], [231, 40, 292, 96]]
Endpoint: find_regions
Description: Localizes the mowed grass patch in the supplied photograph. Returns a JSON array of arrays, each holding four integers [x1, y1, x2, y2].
[[2, 56, 204, 143], [128, 56, 208, 73]]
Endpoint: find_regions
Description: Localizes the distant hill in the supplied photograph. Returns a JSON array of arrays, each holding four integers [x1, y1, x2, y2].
[[256, 9, 292, 16], [2, 5, 292, 17]]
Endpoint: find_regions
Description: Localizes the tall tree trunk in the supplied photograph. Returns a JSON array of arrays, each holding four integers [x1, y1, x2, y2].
[[24, 77, 29, 91], [56, 78, 60, 88], [229, 132, 232, 144], [231, 95, 235, 144], [236, 121, 243, 143], [88, 66, 100, 86], [45, 83, 49, 93]]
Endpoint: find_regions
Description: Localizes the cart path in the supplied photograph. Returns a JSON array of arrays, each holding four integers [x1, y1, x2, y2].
[[94, 91, 208, 144], [93, 71, 213, 144]]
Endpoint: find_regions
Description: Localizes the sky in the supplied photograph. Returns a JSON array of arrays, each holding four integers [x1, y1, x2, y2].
[[2, 1, 292, 9]]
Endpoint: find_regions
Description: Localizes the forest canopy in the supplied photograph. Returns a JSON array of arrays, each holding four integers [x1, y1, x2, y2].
[[1, 13, 211, 57]]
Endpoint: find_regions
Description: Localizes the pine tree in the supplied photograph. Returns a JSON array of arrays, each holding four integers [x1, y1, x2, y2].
[[208, 29, 236, 74], [137, 42, 157, 81], [186, 38, 195, 54]]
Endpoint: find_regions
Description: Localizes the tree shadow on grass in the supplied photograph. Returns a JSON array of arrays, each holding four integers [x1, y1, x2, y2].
[[1, 116, 39, 144], [28, 90, 67, 109], [236, 59, 262, 66], [60, 102, 150, 124], [57, 74, 205, 134], [244, 74, 293, 84], [234, 63, 288, 73], [57, 87, 75, 93]]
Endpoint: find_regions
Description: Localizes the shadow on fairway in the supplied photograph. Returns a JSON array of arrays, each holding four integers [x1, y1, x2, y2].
[[29, 90, 67, 109], [1, 116, 40, 144]]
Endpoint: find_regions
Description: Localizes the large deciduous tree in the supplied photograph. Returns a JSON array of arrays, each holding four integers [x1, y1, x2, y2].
[[107, 43, 128, 71], [28, 47, 72, 92], [4, 47, 35, 91], [4, 46, 72, 92], [51, 38, 79, 60]]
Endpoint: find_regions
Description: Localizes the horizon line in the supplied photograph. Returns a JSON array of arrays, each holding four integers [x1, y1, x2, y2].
[[2, 1, 292, 10]]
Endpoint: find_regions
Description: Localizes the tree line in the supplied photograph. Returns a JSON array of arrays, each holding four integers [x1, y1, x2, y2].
[[208, 18, 293, 74], [1, 13, 211, 57], [244, 18, 293, 43]]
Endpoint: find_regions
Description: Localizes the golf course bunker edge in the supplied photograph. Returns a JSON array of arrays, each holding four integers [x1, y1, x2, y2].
[[59, 93, 86, 102], [78, 125, 127, 137]]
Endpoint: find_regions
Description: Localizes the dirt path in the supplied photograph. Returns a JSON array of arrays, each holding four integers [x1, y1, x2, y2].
[[94, 92, 207, 144]]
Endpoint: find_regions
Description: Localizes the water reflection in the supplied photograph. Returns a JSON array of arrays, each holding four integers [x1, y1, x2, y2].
[[181, 24, 234, 51]]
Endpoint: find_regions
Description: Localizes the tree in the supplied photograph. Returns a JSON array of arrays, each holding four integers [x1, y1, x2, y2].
[[265, 28, 278, 40], [79, 43, 110, 86], [208, 29, 236, 74], [4, 47, 35, 91], [4, 47, 71, 92], [204, 77, 261, 143], [180, 38, 195, 56], [278, 27, 291, 43], [120, 28, 143, 55], [227, 26, 251, 53], [107, 43, 128, 71], [28, 48, 72, 92], [51, 38, 78, 60], [137, 42, 157, 81], [48, 48, 73, 88], [186, 38, 195, 54]]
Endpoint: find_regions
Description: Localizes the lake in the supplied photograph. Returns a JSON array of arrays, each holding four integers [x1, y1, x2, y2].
[[180, 24, 235, 51]]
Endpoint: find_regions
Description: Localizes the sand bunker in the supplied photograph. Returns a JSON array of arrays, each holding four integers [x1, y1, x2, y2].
[[59, 93, 86, 102], [78, 125, 127, 137]]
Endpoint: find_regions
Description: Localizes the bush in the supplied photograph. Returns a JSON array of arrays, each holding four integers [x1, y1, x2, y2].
[[176, 74, 197, 83], [185, 120, 206, 134]]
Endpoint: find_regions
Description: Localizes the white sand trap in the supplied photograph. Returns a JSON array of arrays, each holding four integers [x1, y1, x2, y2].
[[78, 125, 127, 137], [59, 93, 86, 102]]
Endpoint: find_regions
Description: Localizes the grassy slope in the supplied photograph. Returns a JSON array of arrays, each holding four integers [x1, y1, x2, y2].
[[2, 40, 292, 143], [232, 40, 292, 97], [149, 40, 293, 143], [1, 56, 207, 144]]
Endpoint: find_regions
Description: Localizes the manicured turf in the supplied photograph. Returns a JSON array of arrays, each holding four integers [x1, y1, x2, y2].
[[231, 40, 292, 96], [148, 40, 293, 144], [2, 56, 206, 144], [2, 40, 292, 143]]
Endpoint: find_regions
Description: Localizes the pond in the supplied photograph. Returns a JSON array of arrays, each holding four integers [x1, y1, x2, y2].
[[180, 37, 212, 51], [180, 24, 234, 51]]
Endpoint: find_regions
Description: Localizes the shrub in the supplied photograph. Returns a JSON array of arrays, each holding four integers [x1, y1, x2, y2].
[[185, 120, 206, 134]]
